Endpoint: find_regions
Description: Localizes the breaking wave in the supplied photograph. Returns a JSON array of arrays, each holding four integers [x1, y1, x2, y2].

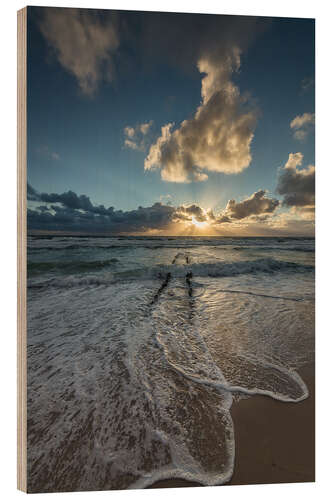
[[28, 258, 119, 275], [28, 258, 314, 289]]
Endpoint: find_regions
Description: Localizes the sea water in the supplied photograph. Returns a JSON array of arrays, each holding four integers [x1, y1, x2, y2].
[[27, 236, 315, 491]]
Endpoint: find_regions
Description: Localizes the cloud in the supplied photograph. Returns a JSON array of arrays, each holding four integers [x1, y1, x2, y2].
[[29, 187, 94, 211], [124, 126, 135, 138], [140, 14, 264, 183], [139, 122, 152, 135], [124, 139, 141, 151], [39, 8, 119, 95], [27, 201, 176, 234], [144, 52, 257, 182], [290, 113, 315, 130], [290, 113, 315, 141], [27, 185, 177, 233], [124, 121, 153, 151], [217, 190, 279, 222], [28, 186, 213, 233], [27, 185, 313, 235], [276, 153, 315, 208]]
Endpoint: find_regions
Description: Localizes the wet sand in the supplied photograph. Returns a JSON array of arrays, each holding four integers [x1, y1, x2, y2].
[[149, 363, 315, 489]]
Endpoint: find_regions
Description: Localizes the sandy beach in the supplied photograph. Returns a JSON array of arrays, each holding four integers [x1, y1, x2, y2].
[[149, 363, 315, 489]]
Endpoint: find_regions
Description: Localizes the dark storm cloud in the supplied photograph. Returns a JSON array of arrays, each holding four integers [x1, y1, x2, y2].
[[276, 153, 315, 208], [39, 191, 94, 211], [28, 185, 113, 215], [27, 185, 282, 233], [219, 190, 279, 222], [27, 185, 176, 233]]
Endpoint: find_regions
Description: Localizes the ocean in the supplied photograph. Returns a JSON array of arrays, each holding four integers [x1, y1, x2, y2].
[[27, 235, 315, 491]]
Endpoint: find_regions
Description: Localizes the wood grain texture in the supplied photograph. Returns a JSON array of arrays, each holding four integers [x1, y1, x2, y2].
[[17, 6, 27, 493]]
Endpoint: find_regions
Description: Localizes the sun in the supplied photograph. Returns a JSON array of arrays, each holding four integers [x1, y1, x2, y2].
[[191, 216, 208, 229]]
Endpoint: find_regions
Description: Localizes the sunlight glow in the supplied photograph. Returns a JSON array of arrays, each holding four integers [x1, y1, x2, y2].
[[191, 216, 208, 229]]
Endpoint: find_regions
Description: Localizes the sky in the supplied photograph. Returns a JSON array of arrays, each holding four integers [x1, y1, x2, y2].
[[27, 7, 315, 236]]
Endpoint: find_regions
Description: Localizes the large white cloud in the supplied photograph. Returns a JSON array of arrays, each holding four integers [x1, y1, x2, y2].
[[144, 50, 257, 183], [39, 8, 119, 95]]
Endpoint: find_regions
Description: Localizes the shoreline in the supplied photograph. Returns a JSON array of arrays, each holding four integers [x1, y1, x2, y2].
[[148, 363, 315, 489]]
